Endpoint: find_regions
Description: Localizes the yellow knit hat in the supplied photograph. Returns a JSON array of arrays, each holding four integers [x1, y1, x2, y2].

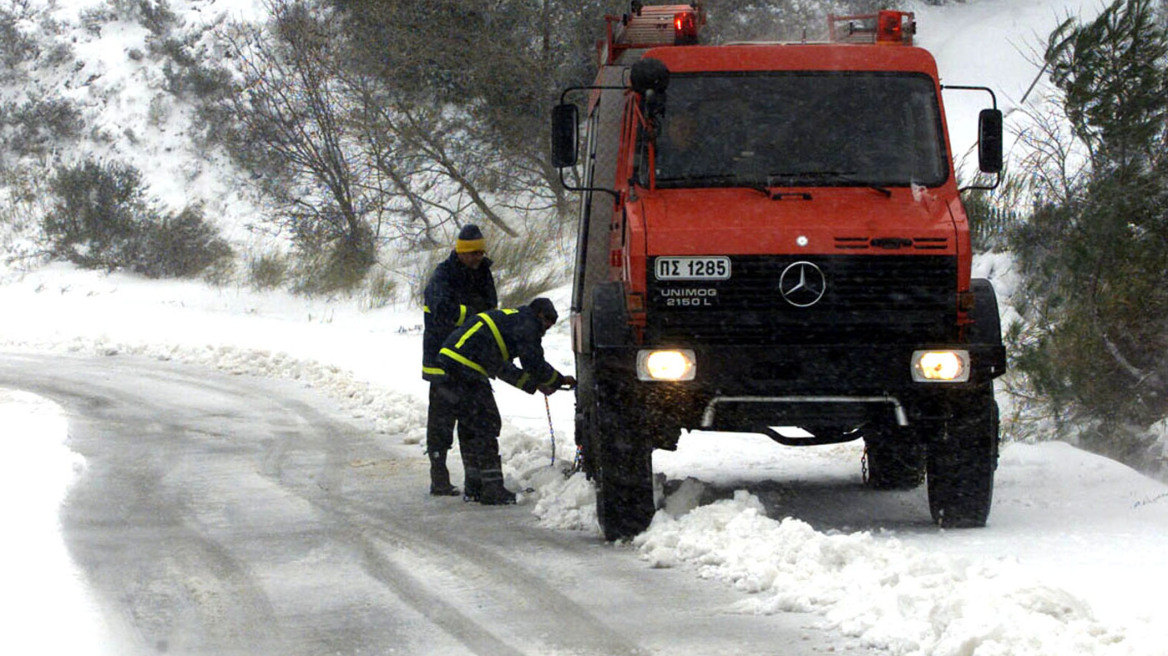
[[455, 224, 486, 253]]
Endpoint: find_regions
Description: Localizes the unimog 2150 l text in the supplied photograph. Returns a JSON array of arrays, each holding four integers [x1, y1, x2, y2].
[[551, 3, 1007, 540]]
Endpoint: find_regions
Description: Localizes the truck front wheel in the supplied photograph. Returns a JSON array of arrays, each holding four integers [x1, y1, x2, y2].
[[591, 378, 656, 541], [926, 386, 999, 527]]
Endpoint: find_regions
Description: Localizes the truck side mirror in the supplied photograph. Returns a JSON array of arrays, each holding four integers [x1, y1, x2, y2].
[[978, 109, 1003, 174], [551, 104, 579, 169]]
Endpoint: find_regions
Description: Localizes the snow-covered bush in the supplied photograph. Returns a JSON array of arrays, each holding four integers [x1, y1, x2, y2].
[[43, 159, 232, 279]]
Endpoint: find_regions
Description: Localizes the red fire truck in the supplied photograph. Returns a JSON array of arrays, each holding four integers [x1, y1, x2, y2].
[[552, 2, 1006, 540]]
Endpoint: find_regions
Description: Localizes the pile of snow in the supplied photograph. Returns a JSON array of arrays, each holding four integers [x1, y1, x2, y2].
[[1, 390, 108, 652], [635, 469, 1163, 655]]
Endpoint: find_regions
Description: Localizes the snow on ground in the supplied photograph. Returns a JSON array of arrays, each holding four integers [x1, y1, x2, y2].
[[1, 389, 108, 652], [6, 0, 1167, 654], [3, 262, 1168, 656]]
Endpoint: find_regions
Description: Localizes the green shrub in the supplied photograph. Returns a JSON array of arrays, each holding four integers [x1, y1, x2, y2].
[[362, 268, 399, 309], [43, 42, 76, 68], [486, 225, 564, 308], [161, 57, 233, 100], [1, 96, 83, 156], [135, 0, 178, 36], [1006, 0, 1168, 464], [154, 35, 233, 101], [200, 253, 237, 286], [135, 203, 233, 278], [291, 226, 377, 295], [963, 168, 1026, 253], [0, 163, 53, 267], [44, 160, 145, 270], [79, 5, 112, 35], [43, 159, 232, 278], [1, 9, 38, 73], [249, 252, 289, 290]]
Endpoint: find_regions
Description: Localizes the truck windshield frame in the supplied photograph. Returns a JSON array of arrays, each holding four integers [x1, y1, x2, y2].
[[652, 71, 950, 190]]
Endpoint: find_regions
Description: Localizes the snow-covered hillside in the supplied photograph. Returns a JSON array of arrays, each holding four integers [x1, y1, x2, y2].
[[2, 0, 267, 244]]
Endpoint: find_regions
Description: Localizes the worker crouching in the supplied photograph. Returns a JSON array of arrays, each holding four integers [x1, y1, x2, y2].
[[432, 298, 576, 504]]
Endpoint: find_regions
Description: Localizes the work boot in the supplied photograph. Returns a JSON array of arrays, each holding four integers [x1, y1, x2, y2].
[[462, 451, 482, 502], [478, 456, 516, 505], [429, 451, 460, 496], [478, 480, 517, 505]]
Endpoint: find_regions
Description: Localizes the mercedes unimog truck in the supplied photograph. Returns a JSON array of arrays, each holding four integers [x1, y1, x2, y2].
[[551, 2, 1007, 540]]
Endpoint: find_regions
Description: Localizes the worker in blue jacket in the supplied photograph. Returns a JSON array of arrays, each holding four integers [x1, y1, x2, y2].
[[434, 298, 576, 504], [421, 224, 497, 496]]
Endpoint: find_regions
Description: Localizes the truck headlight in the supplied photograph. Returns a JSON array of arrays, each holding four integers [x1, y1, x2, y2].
[[911, 350, 970, 383], [637, 349, 696, 381]]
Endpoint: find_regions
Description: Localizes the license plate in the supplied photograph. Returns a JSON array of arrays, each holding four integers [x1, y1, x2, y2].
[[654, 256, 731, 280]]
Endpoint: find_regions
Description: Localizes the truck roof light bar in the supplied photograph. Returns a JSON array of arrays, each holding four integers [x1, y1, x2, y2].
[[673, 11, 699, 44], [876, 10, 907, 43], [601, 2, 706, 65], [828, 10, 916, 45]]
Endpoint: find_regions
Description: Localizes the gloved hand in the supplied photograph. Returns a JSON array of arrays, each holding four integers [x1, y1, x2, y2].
[[540, 375, 577, 396]]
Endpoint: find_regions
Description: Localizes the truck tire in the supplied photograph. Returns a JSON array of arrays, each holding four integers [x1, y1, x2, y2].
[[926, 385, 999, 527], [591, 378, 656, 541], [863, 426, 925, 490]]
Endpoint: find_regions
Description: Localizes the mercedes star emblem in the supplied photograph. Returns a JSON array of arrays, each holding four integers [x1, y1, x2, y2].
[[779, 261, 826, 307]]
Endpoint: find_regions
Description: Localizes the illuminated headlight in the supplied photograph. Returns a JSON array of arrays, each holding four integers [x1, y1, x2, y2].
[[911, 350, 970, 383], [637, 349, 696, 381]]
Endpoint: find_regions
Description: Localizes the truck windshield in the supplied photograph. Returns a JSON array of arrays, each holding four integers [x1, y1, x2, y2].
[[654, 72, 949, 189]]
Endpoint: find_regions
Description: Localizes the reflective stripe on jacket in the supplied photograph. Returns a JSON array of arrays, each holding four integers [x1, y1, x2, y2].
[[436, 306, 564, 394], [421, 252, 496, 380]]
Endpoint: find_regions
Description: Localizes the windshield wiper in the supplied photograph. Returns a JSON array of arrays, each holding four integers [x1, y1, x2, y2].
[[659, 174, 774, 197], [768, 171, 892, 198]]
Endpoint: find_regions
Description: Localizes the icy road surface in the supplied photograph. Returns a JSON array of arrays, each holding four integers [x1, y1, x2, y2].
[[0, 353, 851, 656]]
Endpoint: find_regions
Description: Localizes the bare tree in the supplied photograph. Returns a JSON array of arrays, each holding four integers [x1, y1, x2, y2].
[[334, 0, 608, 225], [223, 0, 375, 269], [221, 0, 532, 259], [350, 84, 521, 242]]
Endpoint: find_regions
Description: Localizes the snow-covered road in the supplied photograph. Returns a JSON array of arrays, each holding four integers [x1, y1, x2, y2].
[[1, 352, 851, 655]]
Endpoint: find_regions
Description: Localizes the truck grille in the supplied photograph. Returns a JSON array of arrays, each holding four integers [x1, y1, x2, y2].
[[646, 255, 956, 345]]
